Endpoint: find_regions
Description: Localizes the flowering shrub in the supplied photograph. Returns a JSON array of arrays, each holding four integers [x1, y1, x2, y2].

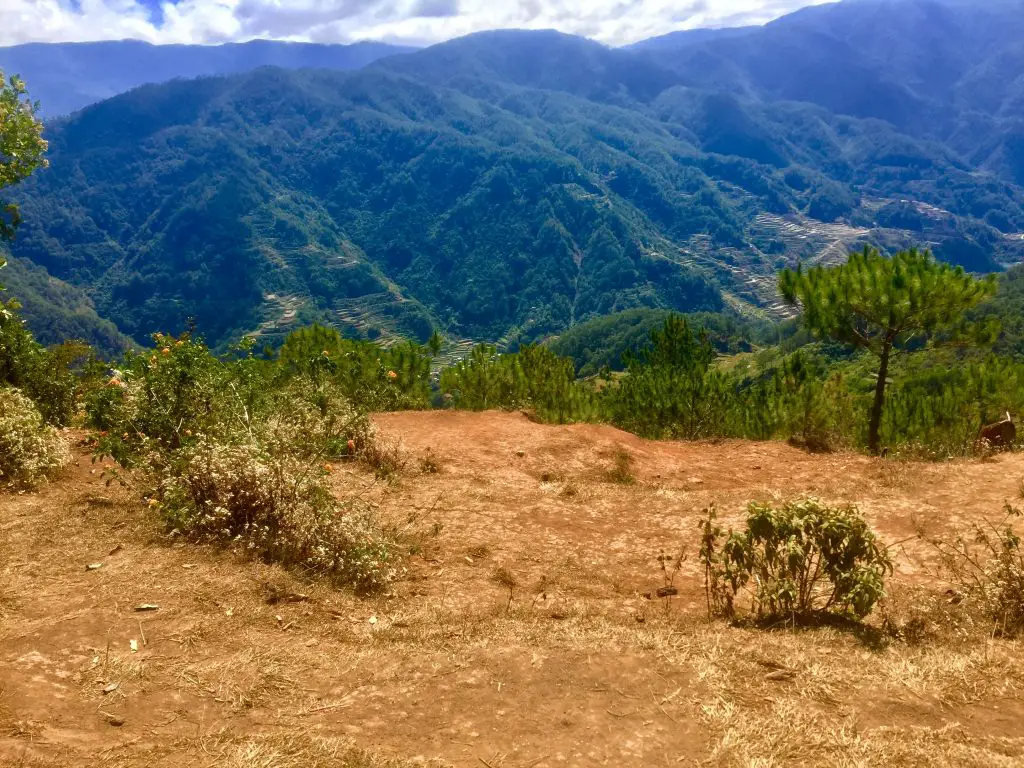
[[263, 377, 374, 461], [0, 387, 69, 489], [158, 438, 396, 592], [87, 332, 399, 591]]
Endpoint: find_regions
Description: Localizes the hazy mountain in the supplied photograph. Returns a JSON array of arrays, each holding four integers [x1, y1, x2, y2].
[[632, 0, 1024, 182], [0, 39, 416, 117], [7, 0, 1024, 350]]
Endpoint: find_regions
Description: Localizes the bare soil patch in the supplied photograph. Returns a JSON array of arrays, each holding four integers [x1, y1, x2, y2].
[[2, 411, 1023, 767]]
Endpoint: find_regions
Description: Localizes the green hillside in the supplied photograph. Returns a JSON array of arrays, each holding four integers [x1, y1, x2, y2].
[[8, 12, 1024, 350]]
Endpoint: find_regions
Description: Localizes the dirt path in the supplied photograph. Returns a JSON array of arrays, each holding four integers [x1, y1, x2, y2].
[[2, 412, 1023, 767]]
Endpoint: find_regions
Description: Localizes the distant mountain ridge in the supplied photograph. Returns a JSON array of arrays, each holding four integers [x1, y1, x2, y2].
[[6, 0, 1024, 351], [0, 39, 417, 117]]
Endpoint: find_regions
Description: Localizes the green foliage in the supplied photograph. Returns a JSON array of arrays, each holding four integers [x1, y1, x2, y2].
[[0, 70, 47, 242], [0, 297, 82, 426], [277, 324, 431, 411], [0, 386, 69, 490], [0, 254, 131, 355], [700, 500, 893, 622], [440, 343, 598, 422], [608, 316, 736, 439], [87, 330, 397, 590], [780, 247, 997, 452], [548, 308, 759, 376]]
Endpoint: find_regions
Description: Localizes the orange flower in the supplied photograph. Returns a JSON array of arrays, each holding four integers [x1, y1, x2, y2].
[[108, 377, 122, 387], [323, 463, 333, 473], [162, 347, 171, 355], [347, 439, 356, 453], [322, 350, 330, 357], [387, 370, 398, 380]]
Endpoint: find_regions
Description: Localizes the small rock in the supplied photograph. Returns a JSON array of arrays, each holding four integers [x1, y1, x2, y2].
[[515, 450, 526, 458], [102, 682, 120, 694], [104, 714, 126, 727], [392, 619, 410, 628], [134, 604, 159, 612], [108, 544, 123, 556], [368, 616, 378, 625], [129, 639, 139, 653], [85, 563, 104, 571], [655, 586, 679, 598], [765, 669, 796, 682], [463, 556, 475, 565]]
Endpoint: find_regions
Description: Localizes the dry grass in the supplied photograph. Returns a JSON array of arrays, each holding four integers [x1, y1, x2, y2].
[[3, 415, 1024, 767]]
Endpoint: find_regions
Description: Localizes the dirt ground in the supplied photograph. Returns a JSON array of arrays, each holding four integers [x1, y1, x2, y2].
[[2, 410, 1024, 767]]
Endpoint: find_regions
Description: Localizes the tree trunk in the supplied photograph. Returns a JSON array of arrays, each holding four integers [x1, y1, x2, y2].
[[868, 342, 892, 455]]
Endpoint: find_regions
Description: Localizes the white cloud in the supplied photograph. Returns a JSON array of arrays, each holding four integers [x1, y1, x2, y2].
[[0, 0, 832, 47]]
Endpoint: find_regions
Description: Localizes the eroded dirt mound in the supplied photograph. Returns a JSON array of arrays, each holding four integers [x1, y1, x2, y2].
[[1, 411, 1023, 767]]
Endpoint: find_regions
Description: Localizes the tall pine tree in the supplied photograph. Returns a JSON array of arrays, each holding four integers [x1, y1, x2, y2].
[[780, 247, 996, 454]]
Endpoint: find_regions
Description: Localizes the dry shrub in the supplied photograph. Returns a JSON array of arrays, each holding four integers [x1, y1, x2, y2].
[[605, 446, 636, 485], [359, 436, 407, 480], [0, 387, 69, 490], [158, 438, 397, 593], [926, 503, 1024, 636], [264, 378, 373, 461]]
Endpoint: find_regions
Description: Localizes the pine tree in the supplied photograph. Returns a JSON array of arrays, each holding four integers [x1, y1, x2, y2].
[[780, 247, 997, 453]]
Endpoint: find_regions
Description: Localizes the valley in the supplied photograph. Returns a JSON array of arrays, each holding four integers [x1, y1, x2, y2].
[[4, 0, 1024, 353]]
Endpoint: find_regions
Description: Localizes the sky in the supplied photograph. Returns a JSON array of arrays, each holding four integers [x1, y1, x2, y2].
[[0, 0, 833, 48]]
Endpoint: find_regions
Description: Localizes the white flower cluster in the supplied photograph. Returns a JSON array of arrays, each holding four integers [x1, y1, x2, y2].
[[158, 437, 397, 592], [0, 387, 70, 490]]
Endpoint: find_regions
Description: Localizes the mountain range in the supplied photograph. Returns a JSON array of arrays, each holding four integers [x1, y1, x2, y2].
[[5, 0, 1024, 353], [0, 39, 415, 118]]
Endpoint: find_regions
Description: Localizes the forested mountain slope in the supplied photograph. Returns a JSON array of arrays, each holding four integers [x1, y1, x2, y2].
[[7, 0, 1024, 349]]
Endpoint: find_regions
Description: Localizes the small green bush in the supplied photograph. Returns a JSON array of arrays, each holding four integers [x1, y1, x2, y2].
[[0, 387, 69, 489], [700, 499, 892, 622], [0, 302, 81, 426]]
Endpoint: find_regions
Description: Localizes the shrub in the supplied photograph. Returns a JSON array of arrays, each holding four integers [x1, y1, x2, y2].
[[157, 438, 397, 593], [0, 387, 69, 489], [88, 332, 399, 592], [263, 377, 374, 461], [0, 302, 81, 426], [927, 504, 1024, 636], [700, 499, 892, 622]]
